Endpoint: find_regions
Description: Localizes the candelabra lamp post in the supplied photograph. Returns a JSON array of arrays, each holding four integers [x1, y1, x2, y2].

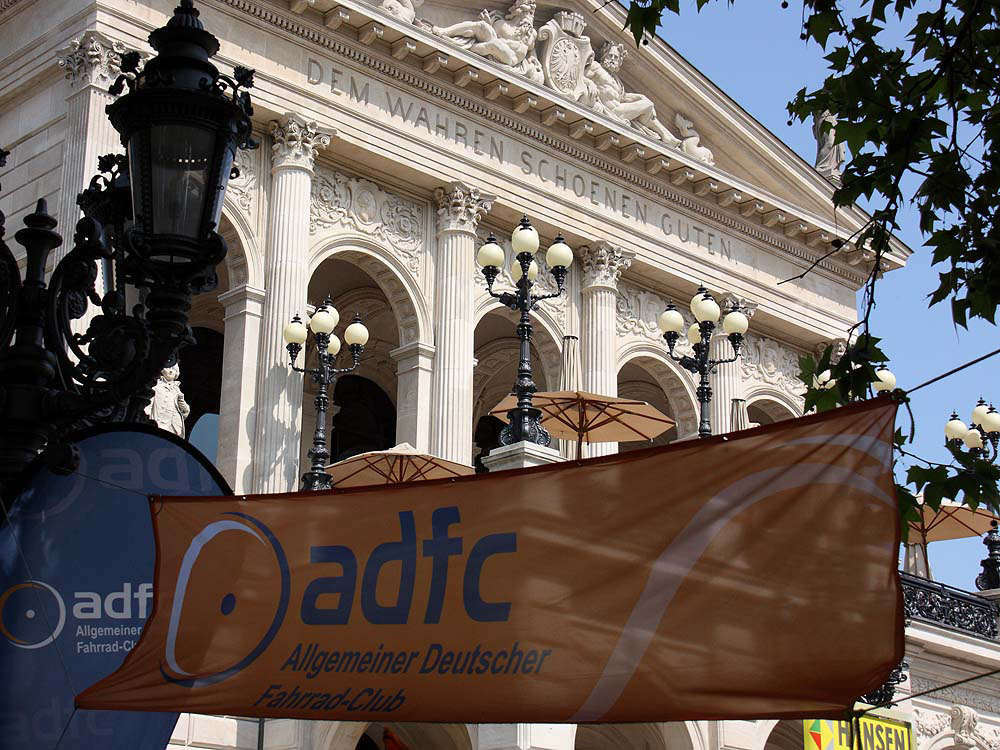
[[282, 299, 369, 491], [0, 0, 256, 494], [657, 287, 750, 438], [945, 398, 1000, 462], [477, 217, 573, 446]]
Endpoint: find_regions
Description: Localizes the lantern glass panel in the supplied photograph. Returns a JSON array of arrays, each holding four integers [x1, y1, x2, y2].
[[149, 124, 216, 243]]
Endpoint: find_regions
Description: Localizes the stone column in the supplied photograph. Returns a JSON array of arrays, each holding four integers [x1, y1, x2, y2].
[[429, 182, 493, 465], [708, 295, 756, 436], [216, 285, 264, 494], [392, 341, 435, 452], [251, 115, 331, 494], [579, 242, 633, 457], [56, 32, 131, 253]]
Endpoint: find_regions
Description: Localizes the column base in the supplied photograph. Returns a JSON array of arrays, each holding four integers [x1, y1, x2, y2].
[[482, 441, 565, 472]]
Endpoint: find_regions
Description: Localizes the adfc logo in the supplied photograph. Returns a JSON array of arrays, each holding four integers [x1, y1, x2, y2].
[[0, 580, 66, 649], [160, 512, 290, 688]]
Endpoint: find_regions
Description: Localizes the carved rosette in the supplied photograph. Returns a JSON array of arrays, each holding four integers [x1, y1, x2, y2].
[[434, 182, 493, 234], [580, 242, 633, 290], [58, 31, 134, 90], [270, 115, 332, 171]]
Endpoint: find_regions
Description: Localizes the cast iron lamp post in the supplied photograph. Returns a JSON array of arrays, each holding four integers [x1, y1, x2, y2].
[[283, 299, 369, 491], [657, 287, 749, 438], [0, 0, 256, 493], [945, 398, 1000, 462], [478, 217, 573, 446]]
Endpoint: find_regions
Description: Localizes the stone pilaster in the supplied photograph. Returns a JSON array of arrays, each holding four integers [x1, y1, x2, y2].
[[391, 341, 435, 452], [579, 242, 633, 457], [251, 115, 331, 494], [709, 294, 757, 436], [217, 285, 264, 494], [429, 182, 493, 464]]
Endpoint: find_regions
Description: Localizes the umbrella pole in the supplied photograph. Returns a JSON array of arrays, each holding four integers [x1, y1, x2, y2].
[[576, 434, 583, 461]]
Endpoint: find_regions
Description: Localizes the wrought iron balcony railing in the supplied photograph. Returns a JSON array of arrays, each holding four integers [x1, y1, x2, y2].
[[901, 571, 999, 639]]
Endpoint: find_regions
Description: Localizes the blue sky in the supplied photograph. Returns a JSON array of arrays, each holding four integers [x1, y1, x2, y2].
[[657, 0, 998, 591]]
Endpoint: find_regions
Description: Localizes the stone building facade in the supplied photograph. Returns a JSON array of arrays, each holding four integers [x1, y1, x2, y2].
[[2, 0, 997, 749]]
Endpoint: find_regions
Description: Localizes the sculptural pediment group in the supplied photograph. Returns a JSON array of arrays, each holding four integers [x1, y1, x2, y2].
[[380, 0, 715, 165]]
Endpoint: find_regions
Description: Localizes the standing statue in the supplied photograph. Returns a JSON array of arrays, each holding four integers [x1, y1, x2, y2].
[[582, 42, 680, 146], [813, 110, 845, 184], [145, 363, 191, 438], [430, 0, 544, 84]]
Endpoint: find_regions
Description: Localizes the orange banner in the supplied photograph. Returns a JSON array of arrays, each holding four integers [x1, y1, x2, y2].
[[77, 400, 903, 722]]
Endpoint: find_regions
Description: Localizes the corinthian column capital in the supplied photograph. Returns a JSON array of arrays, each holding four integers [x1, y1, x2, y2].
[[580, 242, 634, 290], [434, 182, 494, 234], [270, 114, 333, 172], [58, 31, 137, 90]]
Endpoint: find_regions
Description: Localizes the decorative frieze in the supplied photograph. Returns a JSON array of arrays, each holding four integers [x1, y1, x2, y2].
[[58, 31, 133, 89], [580, 242, 633, 289], [434, 182, 492, 233], [740, 333, 806, 401], [270, 115, 332, 170], [227, 145, 257, 216], [913, 705, 1000, 750], [310, 167, 424, 275]]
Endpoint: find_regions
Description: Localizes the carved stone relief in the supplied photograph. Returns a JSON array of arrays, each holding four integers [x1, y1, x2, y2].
[[914, 704, 1000, 750], [145, 364, 190, 438], [310, 166, 425, 277], [271, 115, 332, 170], [398, 3, 713, 160], [740, 333, 806, 402], [227, 145, 257, 216], [58, 31, 136, 89], [428, 0, 544, 84], [911, 678, 1000, 716], [538, 11, 593, 101], [615, 282, 694, 358], [581, 242, 633, 290]]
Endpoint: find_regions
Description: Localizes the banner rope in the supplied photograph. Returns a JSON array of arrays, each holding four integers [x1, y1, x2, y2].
[[63, 467, 155, 499], [0, 499, 79, 698], [852, 666, 1000, 717], [903, 346, 1000, 396], [51, 706, 78, 750]]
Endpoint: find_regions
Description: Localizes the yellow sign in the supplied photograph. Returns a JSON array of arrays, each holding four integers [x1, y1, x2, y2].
[[804, 717, 912, 750]]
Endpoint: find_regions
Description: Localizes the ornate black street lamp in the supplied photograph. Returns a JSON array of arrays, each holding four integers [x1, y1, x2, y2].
[[283, 299, 369, 491], [0, 0, 256, 493], [657, 287, 749, 438], [976, 521, 1000, 591], [477, 217, 573, 446], [945, 398, 1000, 462]]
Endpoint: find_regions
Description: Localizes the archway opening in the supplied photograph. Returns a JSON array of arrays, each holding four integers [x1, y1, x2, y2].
[[473, 310, 560, 461], [616, 360, 678, 452], [747, 397, 798, 427], [331, 374, 397, 461]]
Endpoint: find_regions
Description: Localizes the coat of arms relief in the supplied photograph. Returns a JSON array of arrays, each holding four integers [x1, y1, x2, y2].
[[378, 0, 715, 164]]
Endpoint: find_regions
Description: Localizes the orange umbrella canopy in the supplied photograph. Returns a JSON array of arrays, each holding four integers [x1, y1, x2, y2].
[[909, 500, 999, 544], [490, 390, 675, 449], [326, 443, 473, 487]]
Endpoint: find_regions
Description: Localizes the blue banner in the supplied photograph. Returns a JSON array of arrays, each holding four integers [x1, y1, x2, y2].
[[0, 425, 231, 750]]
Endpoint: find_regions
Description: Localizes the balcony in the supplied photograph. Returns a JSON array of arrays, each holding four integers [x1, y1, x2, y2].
[[901, 571, 999, 639]]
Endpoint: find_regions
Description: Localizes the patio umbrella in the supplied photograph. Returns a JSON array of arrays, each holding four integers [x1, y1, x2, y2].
[[904, 498, 1000, 578], [490, 390, 675, 460], [730, 398, 750, 432], [325, 443, 473, 487]]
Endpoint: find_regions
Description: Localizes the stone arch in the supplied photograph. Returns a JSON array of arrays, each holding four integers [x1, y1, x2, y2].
[[576, 722, 700, 750], [310, 233, 430, 347], [474, 301, 562, 388], [746, 387, 802, 425], [762, 720, 803, 750], [617, 341, 699, 439], [220, 202, 262, 289], [316, 721, 474, 750]]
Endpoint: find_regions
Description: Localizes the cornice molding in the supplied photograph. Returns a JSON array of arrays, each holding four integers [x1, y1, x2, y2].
[[214, 0, 867, 286]]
